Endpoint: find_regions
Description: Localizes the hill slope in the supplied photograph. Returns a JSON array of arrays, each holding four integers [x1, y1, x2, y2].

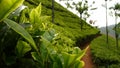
[[91, 34, 120, 68], [24, 0, 99, 46]]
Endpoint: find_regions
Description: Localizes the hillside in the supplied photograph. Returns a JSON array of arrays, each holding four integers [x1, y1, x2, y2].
[[91, 34, 120, 68], [24, 0, 99, 46]]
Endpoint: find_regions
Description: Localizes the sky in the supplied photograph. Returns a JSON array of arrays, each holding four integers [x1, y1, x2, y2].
[[55, 0, 120, 27]]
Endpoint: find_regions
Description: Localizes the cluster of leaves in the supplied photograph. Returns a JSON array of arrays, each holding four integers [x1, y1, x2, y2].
[[111, 3, 120, 36], [26, 0, 99, 47], [109, 3, 120, 49], [91, 34, 120, 68], [0, 0, 89, 68]]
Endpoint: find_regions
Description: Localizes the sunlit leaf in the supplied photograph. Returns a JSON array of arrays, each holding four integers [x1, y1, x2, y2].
[[62, 52, 76, 67], [61, 47, 87, 68], [29, 3, 41, 24], [0, 0, 24, 22], [74, 60, 84, 68], [72, 47, 81, 54]]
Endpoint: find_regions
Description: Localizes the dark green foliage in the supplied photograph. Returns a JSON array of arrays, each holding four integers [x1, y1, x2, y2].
[[91, 34, 120, 68]]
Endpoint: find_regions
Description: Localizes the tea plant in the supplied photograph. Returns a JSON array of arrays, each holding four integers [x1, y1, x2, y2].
[[91, 35, 120, 68], [0, 0, 86, 68]]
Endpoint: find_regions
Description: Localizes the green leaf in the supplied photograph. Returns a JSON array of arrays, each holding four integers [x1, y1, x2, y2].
[[29, 3, 41, 24], [61, 47, 86, 68], [49, 53, 63, 68], [4, 18, 38, 51], [72, 47, 81, 54], [42, 29, 55, 42], [31, 52, 41, 62], [39, 38, 49, 61], [19, 8, 30, 23], [31, 52, 43, 67], [36, 3, 41, 16], [62, 52, 77, 68], [16, 40, 31, 57], [75, 47, 88, 60], [9, 5, 26, 19], [74, 60, 84, 68], [0, 0, 24, 22], [62, 52, 84, 68], [42, 31, 53, 41]]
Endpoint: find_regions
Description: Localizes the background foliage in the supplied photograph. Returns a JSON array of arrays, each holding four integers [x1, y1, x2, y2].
[[91, 34, 120, 68]]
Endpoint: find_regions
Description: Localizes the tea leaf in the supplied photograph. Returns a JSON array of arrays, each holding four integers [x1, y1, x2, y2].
[[4, 18, 38, 51], [16, 40, 31, 57], [0, 0, 24, 22]]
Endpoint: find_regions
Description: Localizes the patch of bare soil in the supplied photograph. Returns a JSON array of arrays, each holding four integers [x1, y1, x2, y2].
[[81, 46, 95, 68], [80, 34, 101, 68]]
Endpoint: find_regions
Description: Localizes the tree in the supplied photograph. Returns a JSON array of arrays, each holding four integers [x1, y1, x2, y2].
[[110, 3, 120, 49], [105, 0, 109, 68], [105, 0, 109, 48], [65, 0, 96, 30], [72, 0, 89, 30], [105, 0, 109, 45], [115, 22, 120, 34], [59, 0, 73, 8]]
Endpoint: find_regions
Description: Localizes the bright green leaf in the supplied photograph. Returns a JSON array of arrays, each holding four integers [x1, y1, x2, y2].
[[74, 60, 84, 68], [76, 47, 88, 60], [72, 47, 81, 54], [62, 52, 77, 68], [29, 3, 41, 24], [0, 0, 24, 22], [36, 3, 41, 16], [61, 47, 86, 68]]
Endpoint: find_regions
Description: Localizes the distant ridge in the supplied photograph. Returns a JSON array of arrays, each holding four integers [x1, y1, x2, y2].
[[99, 25, 115, 38]]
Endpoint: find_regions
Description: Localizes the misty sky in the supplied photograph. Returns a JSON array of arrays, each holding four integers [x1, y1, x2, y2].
[[55, 0, 120, 27]]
